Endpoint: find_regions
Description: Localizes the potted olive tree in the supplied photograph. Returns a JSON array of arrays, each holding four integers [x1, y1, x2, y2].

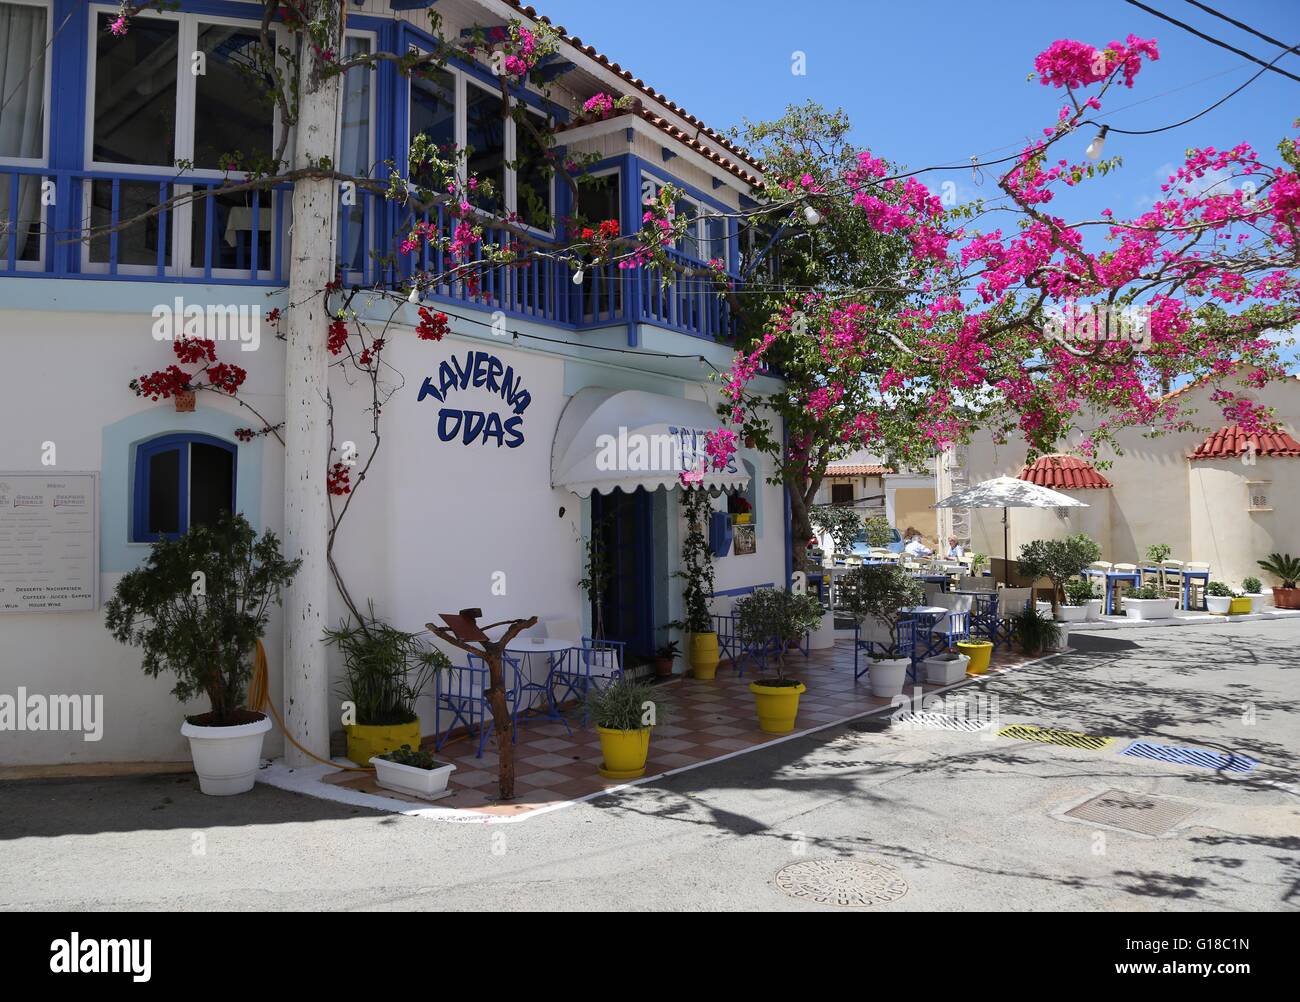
[[1257, 553, 1300, 610], [844, 564, 923, 698], [733, 588, 824, 732], [1017, 534, 1102, 620], [810, 503, 862, 561], [325, 604, 450, 767], [105, 512, 300, 796], [588, 678, 659, 779]]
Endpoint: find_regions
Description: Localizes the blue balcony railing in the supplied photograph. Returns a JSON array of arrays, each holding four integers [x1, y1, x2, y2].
[[2, 165, 737, 341]]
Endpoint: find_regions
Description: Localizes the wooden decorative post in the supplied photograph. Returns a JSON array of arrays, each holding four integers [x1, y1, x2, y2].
[[427, 609, 538, 801]]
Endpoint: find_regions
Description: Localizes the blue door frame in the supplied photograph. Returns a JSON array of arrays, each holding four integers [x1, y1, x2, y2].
[[590, 487, 654, 661]]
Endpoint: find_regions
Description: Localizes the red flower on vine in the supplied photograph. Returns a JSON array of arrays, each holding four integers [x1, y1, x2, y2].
[[328, 318, 350, 355], [173, 336, 217, 365], [205, 362, 247, 395], [132, 366, 190, 401], [327, 462, 352, 496], [416, 308, 449, 341]]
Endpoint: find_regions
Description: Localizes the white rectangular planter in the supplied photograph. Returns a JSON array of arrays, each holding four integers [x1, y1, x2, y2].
[[370, 756, 457, 799], [1124, 598, 1176, 621], [922, 654, 970, 685], [1056, 605, 1088, 623]]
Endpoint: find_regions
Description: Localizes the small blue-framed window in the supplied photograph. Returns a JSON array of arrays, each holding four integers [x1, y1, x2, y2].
[[131, 433, 237, 542]]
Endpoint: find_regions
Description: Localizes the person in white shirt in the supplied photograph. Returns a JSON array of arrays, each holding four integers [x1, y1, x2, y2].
[[946, 537, 964, 559], [904, 535, 933, 558]]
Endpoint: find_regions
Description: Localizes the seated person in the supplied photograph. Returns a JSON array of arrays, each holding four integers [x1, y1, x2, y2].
[[946, 537, 965, 559], [904, 534, 933, 558]]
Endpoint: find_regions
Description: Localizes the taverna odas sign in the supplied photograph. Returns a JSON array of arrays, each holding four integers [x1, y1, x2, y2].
[[417, 350, 530, 448]]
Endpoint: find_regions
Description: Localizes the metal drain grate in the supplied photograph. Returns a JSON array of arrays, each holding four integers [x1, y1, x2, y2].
[[997, 723, 1113, 751], [894, 711, 994, 733], [1063, 789, 1197, 836], [1119, 741, 1257, 773], [773, 858, 909, 907]]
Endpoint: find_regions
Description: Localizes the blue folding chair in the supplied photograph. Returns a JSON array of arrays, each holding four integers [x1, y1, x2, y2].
[[968, 592, 1000, 641], [712, 612, 740, 665], [854, 617, 917, 682], [434, 653, 522, 758], [551, 637, 625, 725]]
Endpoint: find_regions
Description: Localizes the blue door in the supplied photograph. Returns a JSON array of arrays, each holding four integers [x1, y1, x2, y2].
[[590, 487, 654, 662]]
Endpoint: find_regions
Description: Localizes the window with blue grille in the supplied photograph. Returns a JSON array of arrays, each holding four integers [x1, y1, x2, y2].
[[131, 433, 237, 542]]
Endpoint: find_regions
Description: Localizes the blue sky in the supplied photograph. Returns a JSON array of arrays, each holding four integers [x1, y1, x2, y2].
[[540, 0, 1298, 361]]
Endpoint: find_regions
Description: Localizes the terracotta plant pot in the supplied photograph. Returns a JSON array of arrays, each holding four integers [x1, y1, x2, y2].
[[653, 657, 674, 678], [1273, 587, 1300, 610], [174, 389, 196, 412]]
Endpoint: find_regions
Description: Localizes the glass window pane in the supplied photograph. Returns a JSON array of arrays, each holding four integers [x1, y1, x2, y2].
[[409, 65, 456, 191], [0, 175, 41, 260], [465, 82, 505, 215], [339, 35, 371, 273], [704, 214, 727, 267], [675, 198, 699, 259], [191, 187, 271, 273], [189, 443, 234, 529], [93, 13, 177, 166], [89, 180, 170, 267], [515, 110, 552, 230], [147, 448, 181, 535], [193, 23, 274, 171], [0, 1, 47, 160], [576, 172, 619, 230]]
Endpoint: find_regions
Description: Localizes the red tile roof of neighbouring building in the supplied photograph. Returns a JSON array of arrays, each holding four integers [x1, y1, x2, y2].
[[1188, 425, 1300, 460], [1016, 454, 1112, 489], [825, 464, 894, 477]]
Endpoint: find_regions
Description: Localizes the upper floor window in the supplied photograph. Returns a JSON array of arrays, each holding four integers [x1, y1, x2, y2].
[[132, 433, 237, 542], [0, 0, 48, 164], [642, 173, 729, 266]]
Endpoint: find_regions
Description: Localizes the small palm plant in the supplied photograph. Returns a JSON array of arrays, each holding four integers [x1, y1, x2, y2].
[[1258, 553, 1300, 589]]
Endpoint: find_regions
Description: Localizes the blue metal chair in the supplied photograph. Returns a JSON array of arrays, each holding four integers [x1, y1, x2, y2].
[[434, 653, 522, 759], [551, 637, 625, 725], [712, 611, 740, 665], [921, 609, 970, 659], [969, 592, 999, 641], [853, 617, 917, 682]]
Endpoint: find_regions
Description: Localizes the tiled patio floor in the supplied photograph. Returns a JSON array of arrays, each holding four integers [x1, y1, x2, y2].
[[323, 639, 1035, 818]]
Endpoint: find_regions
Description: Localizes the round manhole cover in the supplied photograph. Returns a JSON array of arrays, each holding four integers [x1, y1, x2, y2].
[[773, 858, 909, 907]]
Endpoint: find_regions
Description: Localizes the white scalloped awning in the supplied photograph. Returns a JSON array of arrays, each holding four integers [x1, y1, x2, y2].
[[551, 387, 749, 497]]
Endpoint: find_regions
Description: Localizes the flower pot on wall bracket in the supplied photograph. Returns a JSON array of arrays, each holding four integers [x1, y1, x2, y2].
[[174, 389, 196, 412]]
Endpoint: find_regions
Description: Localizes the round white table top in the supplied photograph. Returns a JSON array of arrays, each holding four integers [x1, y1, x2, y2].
[[904, 606, 950, 616], [505, 637, 578, 654]]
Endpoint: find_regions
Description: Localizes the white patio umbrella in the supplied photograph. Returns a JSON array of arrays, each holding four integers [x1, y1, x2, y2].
[[932, 476, 1089, 585]]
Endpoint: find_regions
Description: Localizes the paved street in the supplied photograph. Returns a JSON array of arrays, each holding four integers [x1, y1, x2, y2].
[[2, 620, 1296, 911]]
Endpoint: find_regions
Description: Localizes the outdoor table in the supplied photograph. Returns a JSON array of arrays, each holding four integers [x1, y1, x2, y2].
[[1142, 565, 1209, 610], [1103, 570, 1141, 615], [504, 637, 576, 724]]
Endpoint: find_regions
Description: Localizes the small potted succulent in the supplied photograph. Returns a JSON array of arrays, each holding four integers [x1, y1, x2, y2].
[[734, 588, 824, 732], [653, 640, 680, 679], [371, 744, 457, 798], [1122, 582, 1177, 620], [1257, 553, 1300, 610], [1011, 607, 1062, 656], [1241, 576, 1268, 612], [844, 564, 924, 698], [588, 678, 659, 779], [971, 552, 989, 576]]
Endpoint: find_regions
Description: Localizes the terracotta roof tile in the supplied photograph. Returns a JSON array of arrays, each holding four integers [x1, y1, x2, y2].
[[825, 464, 894, 477], [507, 2, 763, 175], [554, 100, 761, 186], [1188, 425, 1300, 460], [1017, 454, 1112, 489]]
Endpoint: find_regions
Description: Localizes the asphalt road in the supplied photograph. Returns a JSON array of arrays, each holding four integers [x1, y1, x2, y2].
[[2, 619, 1297, 911]]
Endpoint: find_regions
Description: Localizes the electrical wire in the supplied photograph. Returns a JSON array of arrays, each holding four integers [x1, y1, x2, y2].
[[1125, 0, 1300, 83], [1180, 0, 1299, 54]]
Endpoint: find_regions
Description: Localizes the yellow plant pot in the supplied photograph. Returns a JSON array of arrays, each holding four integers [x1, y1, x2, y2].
[[732, 513, 752, 524], [689, 632, 720, 680], [596, 726, 651, 779], [957, 640, 993, 676], [748, 681, 806, 734], [346, 719, 421, 768], [1228, 597, 1252, 615]]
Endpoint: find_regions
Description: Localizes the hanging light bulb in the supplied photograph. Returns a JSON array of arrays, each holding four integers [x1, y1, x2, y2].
[[407, 285, 420, 304], [803, 204, 822, 226], [572, 268, 584, 285], [1085, 125, 1110, 161]]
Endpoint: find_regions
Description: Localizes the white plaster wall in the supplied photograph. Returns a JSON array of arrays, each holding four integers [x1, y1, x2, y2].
[[1189, 458, 1300, 588]]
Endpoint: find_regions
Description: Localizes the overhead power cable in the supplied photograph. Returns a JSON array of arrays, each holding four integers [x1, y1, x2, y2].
[[1125, 0, 1300, 83], [1180, 0, 1299, 54]]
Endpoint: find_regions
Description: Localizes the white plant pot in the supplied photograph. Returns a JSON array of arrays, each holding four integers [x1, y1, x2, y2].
[[1085, 598, 1103, 621], [180, 713, 272, 796], [1245, 592, 1269, 612], [1049, 625, 1070, 651], [808, 610, 836, 650], [371, 755, 457, 798], [1124, 598, 1176, 621], [922, 654, 970, 685], [868, 657, 911, 698], [1056, 605, 1088, 623], [1206, 595, 1232, 615], [1035, 600, 1053, 616]]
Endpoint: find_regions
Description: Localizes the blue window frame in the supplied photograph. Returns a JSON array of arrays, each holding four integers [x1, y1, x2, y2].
[[131, 432, 237, 542]]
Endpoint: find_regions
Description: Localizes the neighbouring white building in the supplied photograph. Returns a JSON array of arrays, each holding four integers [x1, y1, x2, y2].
[[0, 0, 793, 766]]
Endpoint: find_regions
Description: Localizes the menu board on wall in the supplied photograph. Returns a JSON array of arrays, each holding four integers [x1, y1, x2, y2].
[[0, 472, 99, 613]]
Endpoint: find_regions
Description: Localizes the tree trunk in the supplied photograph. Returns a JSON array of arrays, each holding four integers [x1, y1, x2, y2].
[[282, 7, 343, 766], [484, 656, 515, 800], [788, 471, 820, 576]]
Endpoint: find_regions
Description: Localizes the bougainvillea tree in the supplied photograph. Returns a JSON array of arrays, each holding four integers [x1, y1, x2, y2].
[[709, 36, 1296, 571]]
